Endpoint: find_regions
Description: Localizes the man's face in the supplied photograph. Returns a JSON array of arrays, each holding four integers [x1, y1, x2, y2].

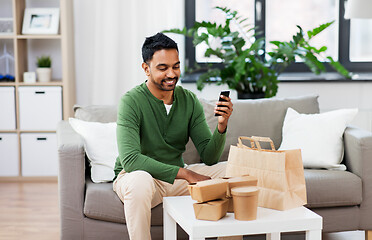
[[143, 49, 181, 91]]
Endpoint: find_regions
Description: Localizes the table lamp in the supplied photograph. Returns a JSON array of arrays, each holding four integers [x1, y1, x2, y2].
[[345, 0, 372, 19]]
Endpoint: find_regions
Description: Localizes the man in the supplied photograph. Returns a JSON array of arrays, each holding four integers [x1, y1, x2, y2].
[[113, 32, 233, 239]]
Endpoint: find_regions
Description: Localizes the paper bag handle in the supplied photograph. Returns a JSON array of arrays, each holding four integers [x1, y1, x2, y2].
[[238, 136, 275, 151], [251, 136, 276, 150], [238, 136, 257, 149]]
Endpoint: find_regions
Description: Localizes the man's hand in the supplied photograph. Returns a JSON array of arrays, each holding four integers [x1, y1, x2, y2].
[[176, 168, 211, 183], [214, 95, 233, 133]]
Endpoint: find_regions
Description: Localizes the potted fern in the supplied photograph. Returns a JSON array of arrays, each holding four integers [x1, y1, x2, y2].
[[164, 7, 351, 99], [36, 55, 52, 82]]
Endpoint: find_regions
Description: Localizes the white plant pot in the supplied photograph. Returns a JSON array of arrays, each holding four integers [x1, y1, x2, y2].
[[36, 68, 52, 82]]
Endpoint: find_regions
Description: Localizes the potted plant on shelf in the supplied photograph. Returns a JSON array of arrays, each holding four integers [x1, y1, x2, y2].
[[164, 7, 351, 99], [36, 55, 52, 83]]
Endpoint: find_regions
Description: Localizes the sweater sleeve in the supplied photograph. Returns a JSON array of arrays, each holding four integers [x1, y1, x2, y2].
[[189, 97, 226, 166], [116, 95, 180, 184]]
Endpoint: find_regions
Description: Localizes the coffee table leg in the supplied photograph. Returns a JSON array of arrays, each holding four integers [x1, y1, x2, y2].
[[306, 229, 321, 240], [163, 207, 177, 240], [266, 232, 280, 240]]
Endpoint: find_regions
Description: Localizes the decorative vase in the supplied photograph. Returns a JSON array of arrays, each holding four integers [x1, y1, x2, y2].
[[36, 68, 52, 82], [237, 92, 265, 99]]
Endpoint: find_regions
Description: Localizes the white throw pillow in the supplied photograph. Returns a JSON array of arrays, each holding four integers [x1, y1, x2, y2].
[[69, 118, 118, 183], [279, 108, 358, 170]]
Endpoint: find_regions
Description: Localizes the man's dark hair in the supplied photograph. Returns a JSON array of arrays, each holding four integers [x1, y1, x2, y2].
[[142, 32, 178, 63]]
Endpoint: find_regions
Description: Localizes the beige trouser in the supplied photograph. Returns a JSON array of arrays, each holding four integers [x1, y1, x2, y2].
[[113, 161, 241, 240]]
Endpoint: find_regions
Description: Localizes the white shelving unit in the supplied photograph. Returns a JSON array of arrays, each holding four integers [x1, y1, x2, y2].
[[0, 0, 75, 181]]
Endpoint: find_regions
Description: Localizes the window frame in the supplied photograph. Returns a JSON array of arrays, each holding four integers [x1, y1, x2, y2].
[[184, 0, 372, 78]]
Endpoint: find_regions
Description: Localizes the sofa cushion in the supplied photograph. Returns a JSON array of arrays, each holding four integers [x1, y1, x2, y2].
[[304, 169, 362, 208], [74, 105, 117, 122], [84, 179, 163, 225], [69, 118, 117, 183], [183, 95, 320, 165], [279, 108, 358, 170]]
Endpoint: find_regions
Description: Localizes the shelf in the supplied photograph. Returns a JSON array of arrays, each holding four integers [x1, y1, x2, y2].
[[0, 130, 17, 133], [19, 80, 63, 86], [0, 130, 56, 134], [0, 34, 15, 39], [17, 34, 62, 39], [0, 34, 62, 39], [19, 130, 56, 133], [0, 81, 64, 86], [0, 82, 16, 86]]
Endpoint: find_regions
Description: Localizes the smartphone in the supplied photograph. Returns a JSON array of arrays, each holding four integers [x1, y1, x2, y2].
[[215, 90, 230, 116]]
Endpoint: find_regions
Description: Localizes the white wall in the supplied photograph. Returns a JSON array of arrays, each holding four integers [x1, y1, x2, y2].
[[276, 82, 372, 132], [182, 82, 372, 132], [73, 0, 185, 105]]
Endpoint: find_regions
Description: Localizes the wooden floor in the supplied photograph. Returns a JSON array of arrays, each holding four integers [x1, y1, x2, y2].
[[0, 182, 59, 240], [0, 182, 366, 240]]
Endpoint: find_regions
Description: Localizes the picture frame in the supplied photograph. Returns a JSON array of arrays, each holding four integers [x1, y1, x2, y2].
[[0, 18, 13, 35], [22, 8, 60, 35]]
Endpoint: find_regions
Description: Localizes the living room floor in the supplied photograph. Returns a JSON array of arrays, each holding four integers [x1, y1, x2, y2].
[[0, 182, 365, 240]]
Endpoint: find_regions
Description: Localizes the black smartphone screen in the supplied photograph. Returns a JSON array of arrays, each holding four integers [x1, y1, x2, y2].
[[215, 90, 230, 116]]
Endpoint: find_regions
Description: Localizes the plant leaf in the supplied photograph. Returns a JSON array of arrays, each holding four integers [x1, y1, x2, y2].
[[307, 21, 334, 40], [327, 56, 352, 78], [302, 52, 325, 74], [193, 32, 209, 46], [270, 41, 283, 47], [162, 27, 187, 35], [196, 68, 221, 90]]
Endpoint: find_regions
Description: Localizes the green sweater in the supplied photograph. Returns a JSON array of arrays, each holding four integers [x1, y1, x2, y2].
[[114, 82, 226, 184]]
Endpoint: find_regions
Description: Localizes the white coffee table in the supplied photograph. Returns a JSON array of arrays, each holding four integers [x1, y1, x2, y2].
[[163, 196, 322, 240]]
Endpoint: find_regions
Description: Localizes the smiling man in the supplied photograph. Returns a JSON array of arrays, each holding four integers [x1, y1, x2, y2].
[[113, 32, 233, 239]]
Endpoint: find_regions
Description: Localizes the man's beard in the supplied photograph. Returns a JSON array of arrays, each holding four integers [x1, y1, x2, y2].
[[152, 77, 178, 91]]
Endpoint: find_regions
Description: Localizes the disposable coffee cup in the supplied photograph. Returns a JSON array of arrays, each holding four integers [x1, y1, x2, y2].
[[221, 175, 258, 198], [227, 197, 234, 213], [231, 186, 259, 221]]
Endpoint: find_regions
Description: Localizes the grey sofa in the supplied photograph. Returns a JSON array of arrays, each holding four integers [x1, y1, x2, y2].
[[57, 95, 372, 240]]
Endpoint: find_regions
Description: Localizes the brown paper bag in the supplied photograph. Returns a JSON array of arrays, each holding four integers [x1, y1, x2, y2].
[[225, 136, 307, 210]]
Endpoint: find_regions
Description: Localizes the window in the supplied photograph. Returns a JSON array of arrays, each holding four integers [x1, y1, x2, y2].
[[350, 19, 372, 62], [195, 0, 255, 63], [185, 0, 372, 76], [265, 0, 338, 60]]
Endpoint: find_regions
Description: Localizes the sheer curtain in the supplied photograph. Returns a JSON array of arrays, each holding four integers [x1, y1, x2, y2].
[[73, 0, 185, 105]]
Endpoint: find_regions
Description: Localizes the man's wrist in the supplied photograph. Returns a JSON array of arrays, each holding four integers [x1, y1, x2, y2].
[[218, 123, 227, 134], [176, 167, 189, 181]]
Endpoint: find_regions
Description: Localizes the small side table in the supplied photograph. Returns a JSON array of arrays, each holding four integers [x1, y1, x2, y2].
[[163, 196, 322, 240]]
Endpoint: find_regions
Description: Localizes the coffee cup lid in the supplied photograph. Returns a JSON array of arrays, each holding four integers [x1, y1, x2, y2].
[[228, 175, 257, 183], [231, 186, 259, 196]]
